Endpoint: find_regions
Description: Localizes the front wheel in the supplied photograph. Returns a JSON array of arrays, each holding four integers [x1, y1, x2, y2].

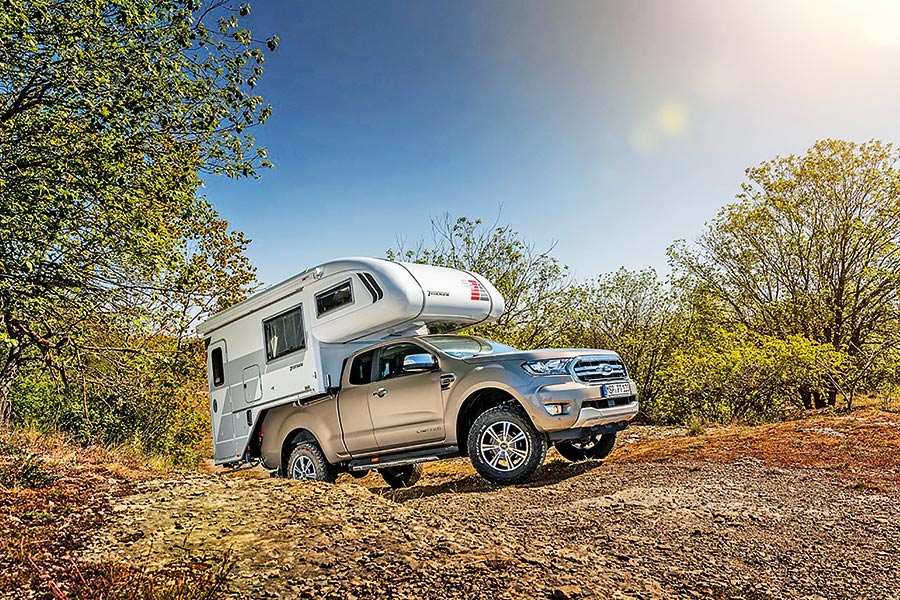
[[467, 405, 547, 485], [555, 432, 617, 462], [286, 442, 337, 483]]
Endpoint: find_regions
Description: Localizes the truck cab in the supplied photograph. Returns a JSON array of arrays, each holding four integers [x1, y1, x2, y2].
[[258, 334, 638, 487]]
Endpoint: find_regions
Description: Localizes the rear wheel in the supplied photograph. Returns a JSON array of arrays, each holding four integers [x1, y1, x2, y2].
[[380, 464, 423, 489], [555, 432, 617, 462], [467, 405, 547, 485], [286, 442, 337, 483]]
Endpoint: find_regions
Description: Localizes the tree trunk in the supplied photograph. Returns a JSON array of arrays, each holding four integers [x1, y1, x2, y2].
[[0, 346, 21, 426], [812, 390, 826, 409], [800, 389, 813, 410]]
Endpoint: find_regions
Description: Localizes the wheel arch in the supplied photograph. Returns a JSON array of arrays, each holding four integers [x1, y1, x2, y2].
[[455, 387, 530, 457], [281, 428, 321, 473]]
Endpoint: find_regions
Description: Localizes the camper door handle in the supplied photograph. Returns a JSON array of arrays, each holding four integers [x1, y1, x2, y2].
[[373, 388, 388, 398]]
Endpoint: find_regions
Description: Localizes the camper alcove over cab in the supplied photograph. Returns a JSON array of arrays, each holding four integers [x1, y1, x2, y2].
[[196, 257, 504, 465]]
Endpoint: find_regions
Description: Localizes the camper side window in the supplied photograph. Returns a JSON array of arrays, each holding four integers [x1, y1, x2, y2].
[[315, 280, 353, 317], [349, 350, 376, 385], [263, 306, 306, 361], [211, 348, 225, 388]]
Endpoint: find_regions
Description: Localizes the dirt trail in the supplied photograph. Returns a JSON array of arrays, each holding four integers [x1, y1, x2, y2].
[[86, 424, 900, 600]]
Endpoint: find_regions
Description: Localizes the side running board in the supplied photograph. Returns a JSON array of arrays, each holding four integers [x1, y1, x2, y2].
[[348, 445, 459, 472]]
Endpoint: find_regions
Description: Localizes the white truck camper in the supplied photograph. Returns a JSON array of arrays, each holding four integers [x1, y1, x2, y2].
[[196, 257, 504, 465]]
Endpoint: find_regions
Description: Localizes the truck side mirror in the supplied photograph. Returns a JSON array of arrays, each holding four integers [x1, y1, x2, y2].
[[402, 353, 438, 374]]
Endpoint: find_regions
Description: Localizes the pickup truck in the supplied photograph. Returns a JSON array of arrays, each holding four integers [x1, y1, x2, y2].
[[257, 334, 638, 486]]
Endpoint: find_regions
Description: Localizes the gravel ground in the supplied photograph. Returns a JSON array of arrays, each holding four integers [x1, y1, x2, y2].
[[86, 434, 900, 600]]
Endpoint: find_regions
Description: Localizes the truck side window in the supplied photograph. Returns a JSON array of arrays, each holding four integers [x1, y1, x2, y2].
[[377, 343, 432, 380], [211, 348, 224, 387], [315, 280, 353, 317], [349, 350, 376, 385], [263, 305, 306, 361]]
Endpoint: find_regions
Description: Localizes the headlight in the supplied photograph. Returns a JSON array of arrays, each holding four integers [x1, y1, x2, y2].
[[522, 359, 571, 376]]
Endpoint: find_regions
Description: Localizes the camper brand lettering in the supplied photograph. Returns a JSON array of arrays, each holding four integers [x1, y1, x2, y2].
[[427, 290, 450, 297]]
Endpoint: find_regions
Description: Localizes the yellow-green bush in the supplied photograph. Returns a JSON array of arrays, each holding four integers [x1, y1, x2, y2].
[[10, 342, 211, 469], [652, 327, 851, 424]]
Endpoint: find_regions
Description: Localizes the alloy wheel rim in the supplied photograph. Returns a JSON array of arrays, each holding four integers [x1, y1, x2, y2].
[[291, 455, 317, 480], [479, 420, 529, 472]]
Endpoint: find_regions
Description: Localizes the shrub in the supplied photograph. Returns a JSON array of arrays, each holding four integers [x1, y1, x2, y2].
[[0, 447, 56, 489], [653, 326, 850, 425], [685, 416, 706, 436], [9, 358, 210, 469]]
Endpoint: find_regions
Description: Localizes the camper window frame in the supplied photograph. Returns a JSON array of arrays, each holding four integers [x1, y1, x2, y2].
[[314, 278, 355, 318], [210, 346, 225, 388], [262, 303, 307, 363]]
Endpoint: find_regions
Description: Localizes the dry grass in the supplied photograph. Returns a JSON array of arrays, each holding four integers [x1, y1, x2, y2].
[[610, 408, 900, 484], [849, 393, 900, 413], [685, 415, 707, 437], [0, 428, 231, 599]]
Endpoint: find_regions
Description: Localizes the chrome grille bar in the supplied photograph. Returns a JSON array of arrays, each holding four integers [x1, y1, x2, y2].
[[570, 356, 627, 384]]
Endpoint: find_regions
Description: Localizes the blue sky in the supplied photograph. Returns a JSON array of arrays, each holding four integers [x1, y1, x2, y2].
[[204, 0, 900, 286]]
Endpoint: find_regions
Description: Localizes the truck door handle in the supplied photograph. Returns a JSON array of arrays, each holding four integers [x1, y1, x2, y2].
[[373, 388, 388, 398]]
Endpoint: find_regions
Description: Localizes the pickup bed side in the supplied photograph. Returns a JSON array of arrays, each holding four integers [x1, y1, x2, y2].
[[260, 396, 347, 468]]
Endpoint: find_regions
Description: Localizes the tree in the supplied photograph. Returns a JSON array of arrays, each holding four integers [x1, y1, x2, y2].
[[388, 214, 581, 349], [573, 268, 679, 408], [0, 1, 275, 422], [672, 139, 900, 408]]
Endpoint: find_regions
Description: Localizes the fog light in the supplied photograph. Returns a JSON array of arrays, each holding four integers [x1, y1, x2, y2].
[[545, 404, 566, 416]]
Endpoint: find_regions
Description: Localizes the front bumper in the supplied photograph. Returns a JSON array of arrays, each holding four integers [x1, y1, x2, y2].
[[514, 377, 639, 432], [572, 397, 639, 428]]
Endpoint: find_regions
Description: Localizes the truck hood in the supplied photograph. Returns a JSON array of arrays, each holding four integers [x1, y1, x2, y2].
[[462, 348, 620, 365]]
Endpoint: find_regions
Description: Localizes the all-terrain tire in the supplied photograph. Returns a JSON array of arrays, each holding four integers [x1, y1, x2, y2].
[[555, 432, 617, 462], [380, 463, 423, 489], [286, 442, 337, 483], [467, 404, 547, 485]]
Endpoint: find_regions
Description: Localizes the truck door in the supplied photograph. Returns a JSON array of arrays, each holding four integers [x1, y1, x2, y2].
[[369, 342, 445, 450], [337, 348, 379, 455]]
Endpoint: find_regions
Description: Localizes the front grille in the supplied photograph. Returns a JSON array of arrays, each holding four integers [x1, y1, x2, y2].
[[571, 356, 627, 384], [583, 396, 635, 409]]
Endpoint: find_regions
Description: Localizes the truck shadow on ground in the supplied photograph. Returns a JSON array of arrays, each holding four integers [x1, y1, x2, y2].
[[369, 459, 605, 502]]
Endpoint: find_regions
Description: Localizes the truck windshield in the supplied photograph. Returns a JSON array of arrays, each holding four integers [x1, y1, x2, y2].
[[424, 335, 517, 358]]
